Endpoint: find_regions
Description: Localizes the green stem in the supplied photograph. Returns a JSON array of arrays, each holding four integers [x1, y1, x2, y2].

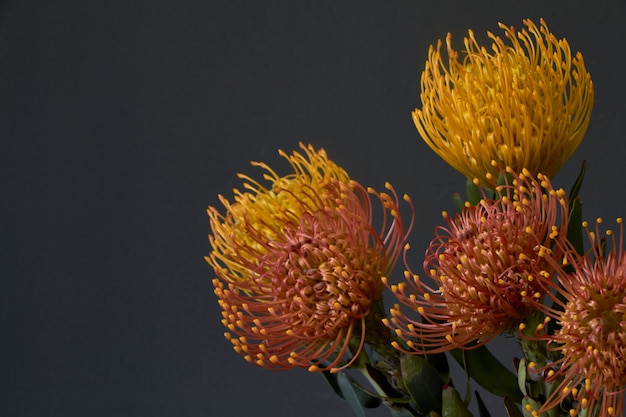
[[364, 298, 404, 390], [517, 310, 549, 369]]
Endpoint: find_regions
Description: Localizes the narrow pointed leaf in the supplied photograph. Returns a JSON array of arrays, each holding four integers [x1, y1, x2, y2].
[[364, 363, 406, 400], [426, 352, 450, 383], [453, 192, 465, 214], [457, 350, 472, 404], [337, 372, 368, 417], [441, 385, 474, 417], [496, 170, 514, 188], [504, 397, 524, 417], [449, 346, 523, 403], [517, 358, 528, 396], [346, 380, 385, 408], [401, 354, 445, 415], [568, 160, 586, 206], [475, 391, 491, 417], [521, 396, 543, 417], [567, 198, 584, 256], [495, 171, 515, 203], [320, 370, 343, 397], [466, 178, 481, 206], [389, 405, 420, 417], [320, 371, 382, 410]]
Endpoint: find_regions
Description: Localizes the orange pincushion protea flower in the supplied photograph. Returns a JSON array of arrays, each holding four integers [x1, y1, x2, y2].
[[385, 168, 568, 353], [208, 143, 412, 372], [413, 18, 593, 183], [522, 218, 626, 417]]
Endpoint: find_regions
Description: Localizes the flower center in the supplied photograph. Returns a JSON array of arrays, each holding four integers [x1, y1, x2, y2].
[[558, 284, 626, 387], [264, 212, 383, 339], [601, 309, 624, 334], [439, 209, 543, 335]]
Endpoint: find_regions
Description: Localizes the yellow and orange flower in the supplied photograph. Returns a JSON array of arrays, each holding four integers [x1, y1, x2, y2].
[[208, 143, 412, 372], [413, 19, 593, 183], [522, 218, 626, 417], [385, 168, 569, 353]]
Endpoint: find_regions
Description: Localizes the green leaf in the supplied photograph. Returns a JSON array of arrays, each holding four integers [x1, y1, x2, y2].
[[494, 170, 515, 201], [456, 350, 472, 403], [504, 397, 524, 417], [337, 372, 368, 417], [426, 352, 450, 384], [347, 380, 388, 408], [475, 391, 491, 417], [364, 363, 405, 400], [400, 354, 446, 415], [496, 170, 514, 188], [466, 178, 482, 206], [389, 405, 420, 417], [453, 192, 465, 214], [320, 370, 345, 399], [521, 396, 543, 417], [568, 160, 586, 206], [441, 385, 474, 417], [449, 346, 523, 403], [516, 358, 528, 396], [320, 370, 382, 412], [567, 198, 584, 257]]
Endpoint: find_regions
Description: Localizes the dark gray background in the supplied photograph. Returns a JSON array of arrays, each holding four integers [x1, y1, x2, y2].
[[2, 1, 626, 416]]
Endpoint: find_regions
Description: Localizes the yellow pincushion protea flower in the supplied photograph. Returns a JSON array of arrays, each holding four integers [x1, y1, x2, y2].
[[207, 143, 412, 373], [207, 143, 352, 285], [413, 18, 594, 182]]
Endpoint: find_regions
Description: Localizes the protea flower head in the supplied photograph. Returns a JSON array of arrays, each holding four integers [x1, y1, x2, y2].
[[522, 218, 626, 417], [413, 18, 593, 183], [208, 143, 412, 372], [385, 167, 569, 353]]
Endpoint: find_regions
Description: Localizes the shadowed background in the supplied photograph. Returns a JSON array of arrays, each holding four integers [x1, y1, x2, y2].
[[2, 1, 626, 416]]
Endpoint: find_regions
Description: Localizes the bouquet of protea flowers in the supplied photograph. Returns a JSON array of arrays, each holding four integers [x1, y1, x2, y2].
[[205, 19, 624, 417]]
